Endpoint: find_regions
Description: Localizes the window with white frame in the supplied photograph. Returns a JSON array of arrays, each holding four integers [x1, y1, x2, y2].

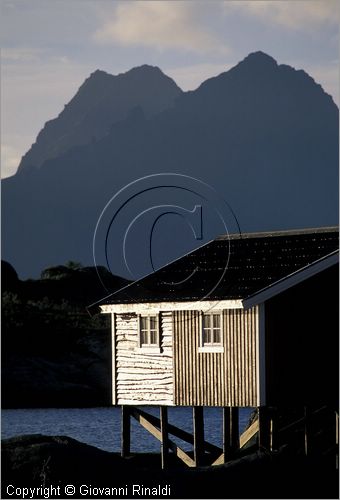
[[200, 312, 223, 350], [139, 315, 160, 347]]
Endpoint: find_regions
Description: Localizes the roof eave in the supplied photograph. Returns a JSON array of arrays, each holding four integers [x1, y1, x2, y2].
[[242, 251, 339, 310], [99, 298, 244, 314]]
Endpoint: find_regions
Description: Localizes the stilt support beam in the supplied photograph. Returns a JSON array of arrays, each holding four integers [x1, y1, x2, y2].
[[240, 418, 259, 449], [304, 406, 309, 456], [121, 405, 131, 457], [224, 407, 239, 459], [212, 407, 240, 465], [160, 406, 169, 469], [193, 406, 205, 466], [269, 408, 276, 452], [258, 406, 271, 451], [336, 411, 339, 470], [231, 407, 240, 454], [127, 406, 224, 468], [130, 407, 196, 467]]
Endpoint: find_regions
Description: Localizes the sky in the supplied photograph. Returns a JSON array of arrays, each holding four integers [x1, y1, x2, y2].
[[1, 0, 339, 179]]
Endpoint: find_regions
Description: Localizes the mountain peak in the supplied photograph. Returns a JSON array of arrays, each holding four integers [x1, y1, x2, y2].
[[246, 50, 276, 61], [17, 63, 182, 173], [240, 51, 278, 67], [84, 65, 169, 86], [123, 64, 180, 88], [85, 69, 112, 83], [4, 52, 338, 280], [90, 69, 110, 77], [128, 64, 163, 74]]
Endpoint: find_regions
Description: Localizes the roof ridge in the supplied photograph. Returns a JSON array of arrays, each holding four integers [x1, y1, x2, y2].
[[217, 226, 339, 240]]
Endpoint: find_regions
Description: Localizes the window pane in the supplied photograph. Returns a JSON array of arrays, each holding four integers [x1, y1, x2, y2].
[[203, 315, 211, 328], [213, 314, 220, 328], [213, 330, 221, 344], [141, 317, 147, 330], [141, 330, 148, 345], [150, 330, 157, 345], [140, 316, 159, 346], [203, 328, 211, 344]]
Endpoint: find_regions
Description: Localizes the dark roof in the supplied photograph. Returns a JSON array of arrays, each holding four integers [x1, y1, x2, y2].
[[92, 227, 338, 308]]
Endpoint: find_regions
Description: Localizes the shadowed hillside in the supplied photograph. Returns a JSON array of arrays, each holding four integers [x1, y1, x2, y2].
[[1, 261, 128, 408], [18, 65, 182, 172], [2, 52, 338, 279]]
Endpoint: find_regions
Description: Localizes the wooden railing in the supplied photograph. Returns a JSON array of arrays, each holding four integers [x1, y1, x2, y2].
[[239, 405, 338, 460]]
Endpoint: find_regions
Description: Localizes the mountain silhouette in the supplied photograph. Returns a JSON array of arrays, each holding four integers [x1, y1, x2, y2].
[[18, 65, 182, 173], [2, 51, 338, 281]]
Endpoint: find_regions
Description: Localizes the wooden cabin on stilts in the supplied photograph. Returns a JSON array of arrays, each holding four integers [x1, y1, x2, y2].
[[89, 227, 339, 468]]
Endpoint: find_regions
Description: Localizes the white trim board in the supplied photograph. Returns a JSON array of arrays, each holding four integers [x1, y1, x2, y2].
[[117, 400, 175, 406], [242, 251, 338, 310], [111, 313, 116, 406], [100, 299, 243, 314], [257, 303, 266, 406]]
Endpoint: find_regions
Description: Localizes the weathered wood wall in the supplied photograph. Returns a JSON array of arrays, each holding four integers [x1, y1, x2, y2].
[[113, 306, 259, 407], [173, 308, 259, 407], [114, 312, 174, 405]]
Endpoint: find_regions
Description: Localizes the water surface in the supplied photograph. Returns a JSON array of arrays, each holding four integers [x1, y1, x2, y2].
[[2, 406, 253, 453]]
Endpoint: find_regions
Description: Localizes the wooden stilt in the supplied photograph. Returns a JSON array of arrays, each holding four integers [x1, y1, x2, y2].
[[258, 406, 270, 451], [335, 411, 339, 470], [223, 407, 239, 461], [304, 406, 309, 457], [222, 407, 231, 460], [269, 407, 276, 452], [130, 407, 196, 467], [130, 406, 220, 454], [160, 406, 169, 469], [193, 406, 204, 466], [231, 407, 240, 452], [121, 405, 130, 457]]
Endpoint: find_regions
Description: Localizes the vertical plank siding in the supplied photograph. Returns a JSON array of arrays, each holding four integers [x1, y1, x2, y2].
[[115, 311, 174, 405], [173, 307, 259, 407], [111, 313, 116, 405]]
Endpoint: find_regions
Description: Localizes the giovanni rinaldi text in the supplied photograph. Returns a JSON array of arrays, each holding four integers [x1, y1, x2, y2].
[[6, 483, 172, 498]]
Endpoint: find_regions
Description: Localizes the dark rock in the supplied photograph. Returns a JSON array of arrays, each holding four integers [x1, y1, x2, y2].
[[2, 261, 19, 291], [2, 434, 130, 487], [2, 435, 338, 499], [1, 263, 123, 408]]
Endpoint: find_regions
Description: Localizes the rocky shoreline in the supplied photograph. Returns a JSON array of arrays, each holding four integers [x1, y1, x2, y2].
[[2, 434, 338, 499]]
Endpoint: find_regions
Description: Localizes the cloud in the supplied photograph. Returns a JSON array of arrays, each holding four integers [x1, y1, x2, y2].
[[226, 0, 339, 31], [2, 47, 46, 62], [93, 1, 229, 55], [1, 0, 98, 47]]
